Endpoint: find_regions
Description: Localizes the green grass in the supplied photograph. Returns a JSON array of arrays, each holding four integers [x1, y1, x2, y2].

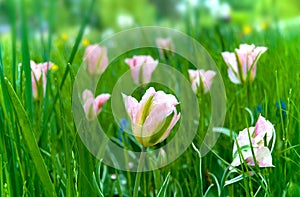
[[0, 2, 300, 197]]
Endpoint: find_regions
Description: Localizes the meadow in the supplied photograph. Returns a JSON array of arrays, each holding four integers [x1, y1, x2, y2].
[[0, 0, 300, 196]]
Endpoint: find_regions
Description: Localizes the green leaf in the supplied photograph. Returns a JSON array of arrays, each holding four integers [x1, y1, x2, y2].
[[157, 172, 171, 197], [148, 111, 174, 145], [20, 0, 33, 119], [4, 78, 56, 195]]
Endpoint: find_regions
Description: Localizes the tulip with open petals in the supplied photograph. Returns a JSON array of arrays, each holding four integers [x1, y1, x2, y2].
[[84, 44, 109, 76], [123, 87, 181, 147], [222, 44, 267, 84], [231, 115, 275, 168], [188, 69, 216, 94], [125, 55, 158, 84], [82, 89, 110, 121]]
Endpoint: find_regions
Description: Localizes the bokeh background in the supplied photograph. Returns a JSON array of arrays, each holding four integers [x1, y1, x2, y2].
[[1, 0, 300, 41]]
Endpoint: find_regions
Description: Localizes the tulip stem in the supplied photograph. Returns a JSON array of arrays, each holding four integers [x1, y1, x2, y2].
[[133, 146, 146, 197]]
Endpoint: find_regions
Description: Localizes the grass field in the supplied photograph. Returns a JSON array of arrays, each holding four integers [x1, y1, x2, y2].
[[0, 1, 300, 196]]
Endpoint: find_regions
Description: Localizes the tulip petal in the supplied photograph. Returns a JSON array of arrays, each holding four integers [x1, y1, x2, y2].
[[125, 56, 158, 84], [222, 52, 241, 84], [146, 110, 176, 146], [232, 127, 255, 156], [160, 109, 181, 142], [199, 70, 216, 93], [254, 115, 274, 145], [84, 98, 96, 121], [82, 89, 94, 103], [123, 94, 140, 123], [84, 44, 108, 76], [247, 147, 274, 167], [142, 103, 175, 138], [142, 60, 158, 83], [94, 94, 111, 115]]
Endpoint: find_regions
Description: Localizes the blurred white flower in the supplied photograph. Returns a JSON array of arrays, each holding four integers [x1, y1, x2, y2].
[[188, 0, 198, 7], [205, 0, 231, 21], [111, 174, 117, 180], [176, 3, 186, 14], [117, 14, 134, 29], [101, 28, 114, 40]]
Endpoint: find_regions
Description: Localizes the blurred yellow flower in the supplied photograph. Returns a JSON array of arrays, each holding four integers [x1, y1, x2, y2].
[[82, 38, 90, 47], [61, 33, 68, 41], [51, 64, 59, 71], [261, 22, 267, 30], [243, 25, 252, 35]]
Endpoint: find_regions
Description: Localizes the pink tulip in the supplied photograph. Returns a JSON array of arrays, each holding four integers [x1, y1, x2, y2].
[[31, 60, 54, 100], [124, 55, 158, 84], [156, 38, 175, 59], [123, 87, 181, 147], [188, 69, 216, 94], [222, 44, 267, 84], [82, 89, 110, 121], [84, 44, 109, 76], [231, 115, 275, 168]]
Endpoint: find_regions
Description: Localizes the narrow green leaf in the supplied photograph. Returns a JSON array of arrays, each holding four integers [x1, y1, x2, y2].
[[4, 78, 56, 195], [46, 0, 95, 123], [7, 0, 17, 90], [157, 172, 171, 197], [20, 0, 33, 119], [92, 172, 105, 197]]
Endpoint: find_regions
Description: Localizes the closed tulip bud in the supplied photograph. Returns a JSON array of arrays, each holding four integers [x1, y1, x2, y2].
[[231, 115, 274, 168], [123, 87, 181, 147], [156, 38, 175, 59], [125, 55, 158, 84], [188, 69, 216, 94], [82, 89, 110, 121], [31, 60, 54, 100], [84, 44, 109, 76], [222, 44, 267, 84]]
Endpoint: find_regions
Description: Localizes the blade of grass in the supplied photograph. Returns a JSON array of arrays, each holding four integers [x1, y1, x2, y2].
[[20, 0, 33, 119], [0, 45, 22, 197], [4, 78, 56, 195], [46, 0, 95, 122], [7, 0, 17, 90], [157, 172, 171, 197]]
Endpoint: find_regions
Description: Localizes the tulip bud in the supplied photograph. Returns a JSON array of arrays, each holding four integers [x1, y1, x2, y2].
[[222, 44, 267, 84], [188, 69, 216, 94], [84, 44, 109, 76], [124, 55, 158, 84], [123, 87, 181, 147], [156, 38, 175, 59], [30, 60, 54, 100]]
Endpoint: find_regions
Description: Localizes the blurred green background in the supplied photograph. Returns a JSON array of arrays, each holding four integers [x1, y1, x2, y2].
[[1, 0, 300, 40]]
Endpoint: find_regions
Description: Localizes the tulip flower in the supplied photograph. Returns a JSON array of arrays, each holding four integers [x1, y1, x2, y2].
[[82, 89, 111, 121], [231, 115, 275, 168], [123, 87, 181, 147], [188, 69, 216, 94], [125, 55, 158, 84], [84, 44, 109, 76], [31, 60, 55, 100], [156, 38, 175, 59], [222, 44, 267, 84]]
